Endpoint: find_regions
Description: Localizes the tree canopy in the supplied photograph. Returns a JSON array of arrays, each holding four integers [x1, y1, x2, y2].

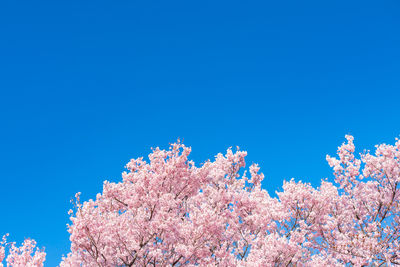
[[1, 136, 400, 266]]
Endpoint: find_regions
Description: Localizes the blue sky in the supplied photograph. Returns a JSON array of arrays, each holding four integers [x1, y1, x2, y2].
[[0, 0, 399, 265]]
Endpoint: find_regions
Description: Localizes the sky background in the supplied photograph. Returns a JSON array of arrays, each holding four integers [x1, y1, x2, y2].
[[0, 0, 399, 265]]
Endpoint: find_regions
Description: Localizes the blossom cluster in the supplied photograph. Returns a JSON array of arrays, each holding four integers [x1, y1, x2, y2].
[[1, 136, 399, 266]]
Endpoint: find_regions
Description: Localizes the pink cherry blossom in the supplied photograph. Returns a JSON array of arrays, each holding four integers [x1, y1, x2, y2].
[[0, 235, 45, 267], [2, 136, 400, 266]]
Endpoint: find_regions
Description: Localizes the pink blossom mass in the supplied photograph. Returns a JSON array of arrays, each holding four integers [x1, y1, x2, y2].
[[1, 135, 400, 266]]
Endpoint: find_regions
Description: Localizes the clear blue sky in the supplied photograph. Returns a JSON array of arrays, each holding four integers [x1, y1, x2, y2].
[[0, 0, 399, 265]]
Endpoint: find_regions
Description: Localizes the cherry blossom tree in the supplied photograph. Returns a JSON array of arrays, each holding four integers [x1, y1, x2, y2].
[[1, 135, 399, 266], [0, 235, 46, 267]]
